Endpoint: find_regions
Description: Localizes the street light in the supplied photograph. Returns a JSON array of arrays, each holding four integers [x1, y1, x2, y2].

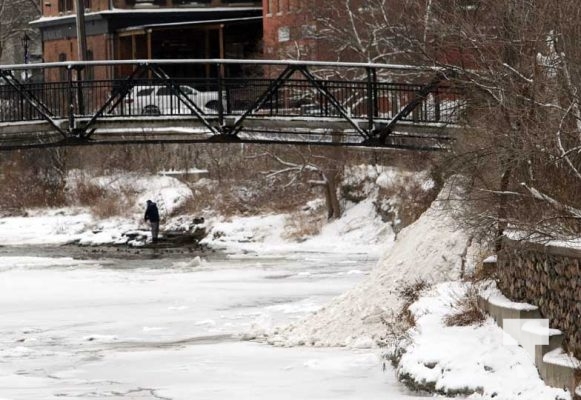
[[21, 33, 31, 81], [22, 33, 30, 64]]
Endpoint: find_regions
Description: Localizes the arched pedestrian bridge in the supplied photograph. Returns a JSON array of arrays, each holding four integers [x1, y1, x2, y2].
[[0, 59, 463, 150]]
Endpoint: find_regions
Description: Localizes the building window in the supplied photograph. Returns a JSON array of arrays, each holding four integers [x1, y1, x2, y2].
[[278, 26, 290, 42], [84, 0, 92, 9], [59, 0, 73, 12]]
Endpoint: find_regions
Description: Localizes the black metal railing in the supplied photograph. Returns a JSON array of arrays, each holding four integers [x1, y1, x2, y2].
[[0, 59, 463, 148]]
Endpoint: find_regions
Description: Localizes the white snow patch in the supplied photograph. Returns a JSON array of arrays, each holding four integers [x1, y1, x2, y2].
[[0, 208, 93, 245], [171, 256, 206, 269], [0, 256, 98, 272], [543, 348, 581, 369], [482, 285, 539, 311], [483, 255, 497, 263]]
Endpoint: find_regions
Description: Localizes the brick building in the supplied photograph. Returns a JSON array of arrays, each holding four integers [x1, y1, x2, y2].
[[262, 0, 320, 60], [31, 0, 263, 79], [261, 0, 487, 67]]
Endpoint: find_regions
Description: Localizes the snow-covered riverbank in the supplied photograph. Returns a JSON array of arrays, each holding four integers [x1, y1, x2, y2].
[[0, 170, 573, 399]]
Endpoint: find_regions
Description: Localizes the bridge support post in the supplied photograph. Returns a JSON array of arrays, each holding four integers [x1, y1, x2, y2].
[[75, 65, 85, 118], [366, 67, 378, 133], [67, 66, 75, 136], [216, 63, 225, 129]]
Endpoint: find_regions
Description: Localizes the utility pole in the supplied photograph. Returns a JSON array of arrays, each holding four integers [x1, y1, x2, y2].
[[75, 0, 88, 61], [75, 0, 88, 116]]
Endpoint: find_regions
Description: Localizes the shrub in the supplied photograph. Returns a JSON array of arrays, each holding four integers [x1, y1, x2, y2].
[[443, 285, 486, 327], [71, 178, 136, 219]]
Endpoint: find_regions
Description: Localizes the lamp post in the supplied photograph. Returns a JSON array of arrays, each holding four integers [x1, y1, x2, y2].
[[21, 33, 30, 81], [22, 33, 30, 64]]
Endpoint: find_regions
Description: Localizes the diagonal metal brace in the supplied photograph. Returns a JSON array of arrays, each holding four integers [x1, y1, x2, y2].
[[373, 72, 448, 143], [229, 65, 297, 136], [0, 70, 68, 138], [81, 64, 148, 138], [148, 64, 221, 136], [297, 66, 370, 139]]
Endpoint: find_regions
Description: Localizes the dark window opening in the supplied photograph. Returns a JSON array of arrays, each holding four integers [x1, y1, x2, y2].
[[58, 0, 74, 12]]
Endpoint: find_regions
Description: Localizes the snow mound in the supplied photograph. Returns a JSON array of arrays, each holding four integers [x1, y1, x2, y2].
[[267, 182, 473, 347]]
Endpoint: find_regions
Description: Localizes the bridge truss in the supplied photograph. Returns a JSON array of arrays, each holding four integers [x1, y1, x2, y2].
[[0, 59, 463, 150]]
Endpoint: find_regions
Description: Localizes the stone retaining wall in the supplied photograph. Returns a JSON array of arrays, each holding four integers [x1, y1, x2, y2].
[[498, 239, 581, 361]]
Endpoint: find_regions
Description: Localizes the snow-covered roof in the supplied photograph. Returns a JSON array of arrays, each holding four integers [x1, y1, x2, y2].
[[31, 7, 262, 26], [119, 15, 262, 33]]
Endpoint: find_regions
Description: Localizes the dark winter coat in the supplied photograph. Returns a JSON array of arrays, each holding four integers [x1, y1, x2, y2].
[[144, 202, 160, 223]]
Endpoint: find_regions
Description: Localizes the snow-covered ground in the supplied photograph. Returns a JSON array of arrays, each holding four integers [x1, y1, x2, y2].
[[0, 170, 571, 399]]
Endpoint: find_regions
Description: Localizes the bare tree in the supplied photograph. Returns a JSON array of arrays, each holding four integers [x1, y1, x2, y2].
[[0, 0, 40, 63], [250, 146, 344, 219], [426, 1, 581, 241], [310, 0, 581, 241]]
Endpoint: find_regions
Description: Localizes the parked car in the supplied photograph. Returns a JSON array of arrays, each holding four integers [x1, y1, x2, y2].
[[123, 84, 224, 116]]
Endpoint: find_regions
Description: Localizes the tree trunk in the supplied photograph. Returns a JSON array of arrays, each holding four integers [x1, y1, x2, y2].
[[495, 165, 512, 253], [323, 172, 341, 220]]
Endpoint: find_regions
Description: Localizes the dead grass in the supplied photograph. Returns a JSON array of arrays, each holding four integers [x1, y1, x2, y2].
[[379, 279, 431, 366], [443, 285, 487, 327], [173, 175, 317, 218], [283, 208, 326, 241], [73, 180, 136, 219], [396, 279, 431, 328]]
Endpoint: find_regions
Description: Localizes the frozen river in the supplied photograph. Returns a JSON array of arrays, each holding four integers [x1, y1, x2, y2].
[[0, 247, 428, 400]]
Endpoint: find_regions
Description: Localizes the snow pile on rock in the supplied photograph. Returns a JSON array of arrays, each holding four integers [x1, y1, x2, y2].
[[267, 181, 477, 347], [397, 282, 570, 400]]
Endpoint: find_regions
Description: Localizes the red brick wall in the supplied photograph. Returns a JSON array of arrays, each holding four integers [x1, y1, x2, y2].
[[43, 0, 110, 17], [262, 0, 323, 61], [43, 34, 110, 80]]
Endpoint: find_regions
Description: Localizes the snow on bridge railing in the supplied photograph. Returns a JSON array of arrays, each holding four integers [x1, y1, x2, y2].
[[0, 58, 450, 73]]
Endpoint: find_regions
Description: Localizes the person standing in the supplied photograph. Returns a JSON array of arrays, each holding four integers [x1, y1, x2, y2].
[[144, 200, 160, 243]]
